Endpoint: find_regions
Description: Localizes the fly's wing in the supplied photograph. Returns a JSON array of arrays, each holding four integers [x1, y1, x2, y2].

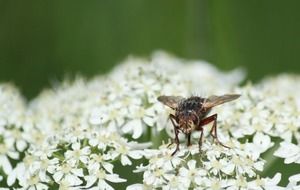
[[202, 94, 240, 109], [157, 95, 184, 109]]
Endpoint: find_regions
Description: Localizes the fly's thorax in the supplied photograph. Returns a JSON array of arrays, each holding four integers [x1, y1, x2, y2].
[[178, 96, 204, 113]]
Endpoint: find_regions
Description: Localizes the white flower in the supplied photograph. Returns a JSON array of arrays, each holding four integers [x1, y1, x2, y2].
[[27, 155, 59, 183], [202, 177, 230, 190], [0, 150, 13, 174], [162, 174, 190, 190], [5, 52, 300, 189], [134, 140, 265, 189], [57, 178, 80, 190], [89, 130, 115, 150], [88, 153, 114, 174], [126, 183, 153, 190], [245, 132, 274, 160], [52, 161, 83, 186], [122, 105, 156, 139], [247, 173, 284, 190], [19, 172, 49, 190], [286, 173, 300, 189], [7, 162, 26, 186], [274, 141, 300, 164], [85, 167, 126, 190], [179, 160, 207, 186], [0, 84, 26, 128], [114, 143, 144, 166], [65, 142, 91, 164], [204, 157, 233, 175]]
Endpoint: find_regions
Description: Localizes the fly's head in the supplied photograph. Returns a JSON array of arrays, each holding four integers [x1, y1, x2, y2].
[[177, 110, 198, 134]]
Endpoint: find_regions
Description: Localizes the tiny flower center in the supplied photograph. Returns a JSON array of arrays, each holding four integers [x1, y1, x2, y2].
[[28, 174, 39, 185], [189, 169, 196, 177], [96, 169, 106, 179], [24, 155, 35, 167], [211, 180, 220, 190], [154, 168, 163, 177], [122, 97, 131, 106], [11, 128, 22, 139], [41, 159, 49, 169], [287, 124, 297, 132], [169, 177, 178, 187], [92, 154, 103, 163], [33, 132, 45, 144], [236, 177, 247, 187], [109, 110, 118, 119], [245, 158, 254, 166], [253, 124, 263, 132], [73, 149, 82, 159], [232, 156, 242, 166], [61, 164, 72, 173], [0, 144, 8, 154], [255, 176, 264, 186], [211, 160, 222, 170], [59, 180, 70, 190], [118, 145, 128, 154], [135, 108, 145, 118]]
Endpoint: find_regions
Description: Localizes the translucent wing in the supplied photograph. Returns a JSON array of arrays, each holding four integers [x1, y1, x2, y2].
[[157, 95, 184, 109], [203, 94, 240, 109]]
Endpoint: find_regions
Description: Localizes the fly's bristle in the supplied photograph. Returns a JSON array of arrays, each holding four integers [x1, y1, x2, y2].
[[190, 90, 207, 98]]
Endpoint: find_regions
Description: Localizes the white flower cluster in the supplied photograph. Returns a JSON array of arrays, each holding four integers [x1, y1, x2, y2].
[[0, 84, 29, 186], [1, 52, 300, 189], [215, 76, 300, 157], [128, 141, 268, 190], [29, 51, 244, 141], [13, 130, 148, 190], [127, 74, 300, 189]]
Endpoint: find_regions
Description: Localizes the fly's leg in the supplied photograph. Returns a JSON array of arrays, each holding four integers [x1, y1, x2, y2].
[[198, 128, 204, 153], [196, 114, 229, 148], [186, 133, 191, 147], [168, 114, 180, 156]]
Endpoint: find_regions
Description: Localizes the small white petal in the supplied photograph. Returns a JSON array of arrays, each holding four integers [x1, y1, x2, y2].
[[128, 150, 143, 159], [179, 167, 189, 177], [72, 143, 80, 150], [187, 160, 196, 170], [16, 140, 27, 152], [82, 146, 91, 155], [72, 168, 84, 177], [106, 174, 127, 183], [126, 184, 144, 190], [123, 119, 143, 139], [53, 171, 64, 182], [89, 138, 98, 147], [7, 151, 19, 160], [85, 175, 98, 188], [0, 156, 12, 174], [103, 162, 114, 174], [98, 179, 114, 190], [265, 173, 282, 186], [222, 163, 235, 175], [121, 155, 132, 166], [289, 173, 300, 183], [65, 174, 82, 186], [7, 170, 17, 186], [143, 116, 155, 127]]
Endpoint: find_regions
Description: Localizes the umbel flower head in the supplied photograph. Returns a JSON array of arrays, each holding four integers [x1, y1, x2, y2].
[[0, 51, 300, 189]]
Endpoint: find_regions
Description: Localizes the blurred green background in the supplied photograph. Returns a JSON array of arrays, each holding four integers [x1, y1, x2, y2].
[[1, 1, 300, 99]]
